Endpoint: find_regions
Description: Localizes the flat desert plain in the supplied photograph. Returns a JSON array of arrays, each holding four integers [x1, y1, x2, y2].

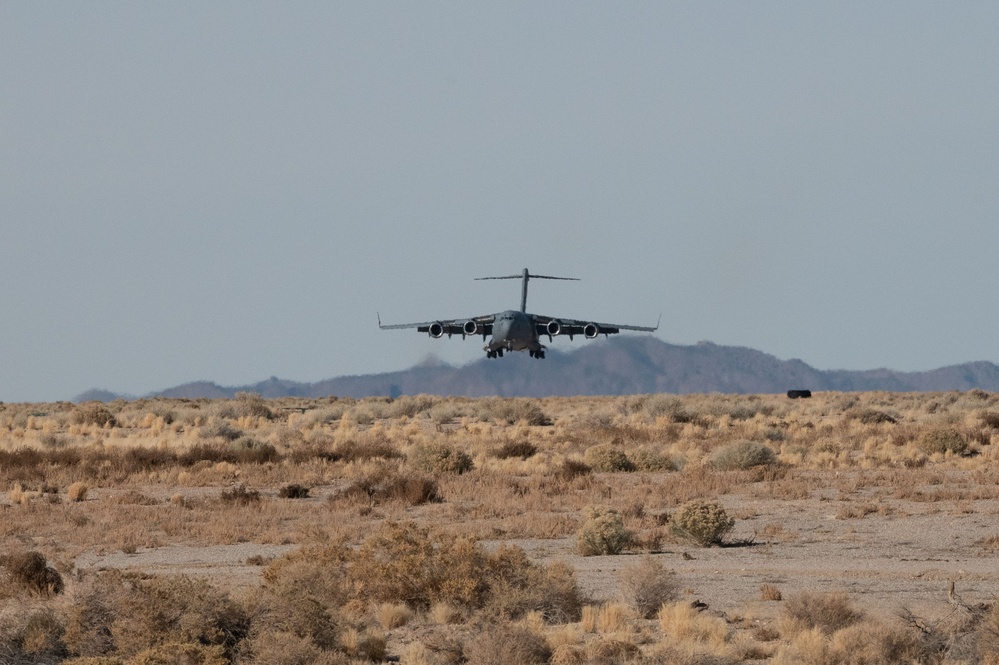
[[2, 391, 999, 664]]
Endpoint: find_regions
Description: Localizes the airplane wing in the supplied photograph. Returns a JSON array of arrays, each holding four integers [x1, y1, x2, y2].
[[378, 313, 495, 337], [531, 314, 659, 338]]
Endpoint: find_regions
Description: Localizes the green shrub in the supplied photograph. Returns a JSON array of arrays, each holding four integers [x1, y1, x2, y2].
[[915, 427, 968, 455], [577, 506, 633, 556], [671, 500, 734, 547], [710, 440, 777, 470], [583, 444, 635, 472], [410, 443, 474, 475]]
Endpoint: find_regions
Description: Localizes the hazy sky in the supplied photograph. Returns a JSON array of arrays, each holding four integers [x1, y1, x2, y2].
[[3, 3, 999, 402]]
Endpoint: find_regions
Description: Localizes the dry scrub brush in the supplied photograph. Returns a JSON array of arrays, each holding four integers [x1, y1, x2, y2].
[[577, 505, 633, 556], [265, 521, 584, 622], [618, 556, 680, 618], [671, 500, 735, 547]]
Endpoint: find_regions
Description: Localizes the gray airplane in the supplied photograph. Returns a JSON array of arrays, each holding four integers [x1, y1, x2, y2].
[[378, 268, 659, 359]]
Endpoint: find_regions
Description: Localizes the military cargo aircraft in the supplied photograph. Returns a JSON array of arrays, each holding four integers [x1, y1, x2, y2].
[[378, 268, 659, 359]]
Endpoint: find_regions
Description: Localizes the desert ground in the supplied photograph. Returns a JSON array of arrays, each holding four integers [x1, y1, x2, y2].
[[2, 391, 999, 664]]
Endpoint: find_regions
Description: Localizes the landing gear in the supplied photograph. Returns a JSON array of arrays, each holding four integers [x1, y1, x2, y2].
[[528, 349, 546, 359], [486, 349, 505, 359]]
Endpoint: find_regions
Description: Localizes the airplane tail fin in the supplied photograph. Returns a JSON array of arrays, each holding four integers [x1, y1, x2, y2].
[[474, 268, 579, 312]]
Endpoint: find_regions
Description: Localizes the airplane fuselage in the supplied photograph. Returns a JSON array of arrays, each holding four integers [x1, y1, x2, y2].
[[485, 309, 544, 357]]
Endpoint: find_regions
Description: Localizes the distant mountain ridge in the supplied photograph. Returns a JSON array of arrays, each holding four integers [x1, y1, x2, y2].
[[74, 337, 999, 402]]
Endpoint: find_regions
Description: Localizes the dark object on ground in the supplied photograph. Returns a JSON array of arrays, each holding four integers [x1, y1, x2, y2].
[[787, 390, 812, 399]]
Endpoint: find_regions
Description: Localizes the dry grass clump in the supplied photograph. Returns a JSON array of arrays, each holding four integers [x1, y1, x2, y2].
[[72, 402, 118, 427], [980, 411, 999, 429], [199, 419, 244, 441], [63, 571, 249, 661], [657, 601, 731, 645], [210, 392, 274, 420], [333, 434, 403, 463], [334, 470, 440, 506], [220, 483, 261, 505], [583, 444, 635, 472], [771, 621, 926, 665], [710, 440, 777, 470], [463, 623, 552, 665], [760, 584, 783, 601], [278, 483, 310, 499], [481, 398, 552, 426], [384, 393, 438, 418], [642, 395, 697, 423], [1, 551, 64, 597], [375, 602, 413, 630], [4, 607, 67, 662], [548, 458, 592, 481], [67, 481, 89, 502], [782, 590, 864, 634], [577, 505, 633, 556], [631, 447, 678, 472], [267, 522, 583, 623], [915, 427, 968, 456], [585, 636, 641, 662], [410, 443, 474, 474], [492, 440, 539, 460], [848, 408, 898, 424], [671, 500, 735, 547], [618, 556, 680, 618]]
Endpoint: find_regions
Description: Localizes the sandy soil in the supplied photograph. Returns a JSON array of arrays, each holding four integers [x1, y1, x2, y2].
[[72, 477, 999, 626]]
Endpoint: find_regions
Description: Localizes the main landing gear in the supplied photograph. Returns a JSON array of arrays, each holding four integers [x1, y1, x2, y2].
[[486, 349, 504, 359], [529, 349, 545, 359]]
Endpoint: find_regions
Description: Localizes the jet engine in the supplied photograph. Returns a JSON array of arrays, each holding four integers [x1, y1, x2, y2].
[[462, 320, 480, 336], [546, 320, 562, 336], [428, 322, 445, 338], [583, 323, 600, 339]]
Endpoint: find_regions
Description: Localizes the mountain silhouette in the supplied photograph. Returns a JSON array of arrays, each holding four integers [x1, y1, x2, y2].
[[74, 337, 999, 402]]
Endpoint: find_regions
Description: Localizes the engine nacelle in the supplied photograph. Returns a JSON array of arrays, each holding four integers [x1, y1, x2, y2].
[[583, 323, 600, 339], [428, 322, 445, 338], [462, 320, 479, 336], [546, 319, 562, 336]]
